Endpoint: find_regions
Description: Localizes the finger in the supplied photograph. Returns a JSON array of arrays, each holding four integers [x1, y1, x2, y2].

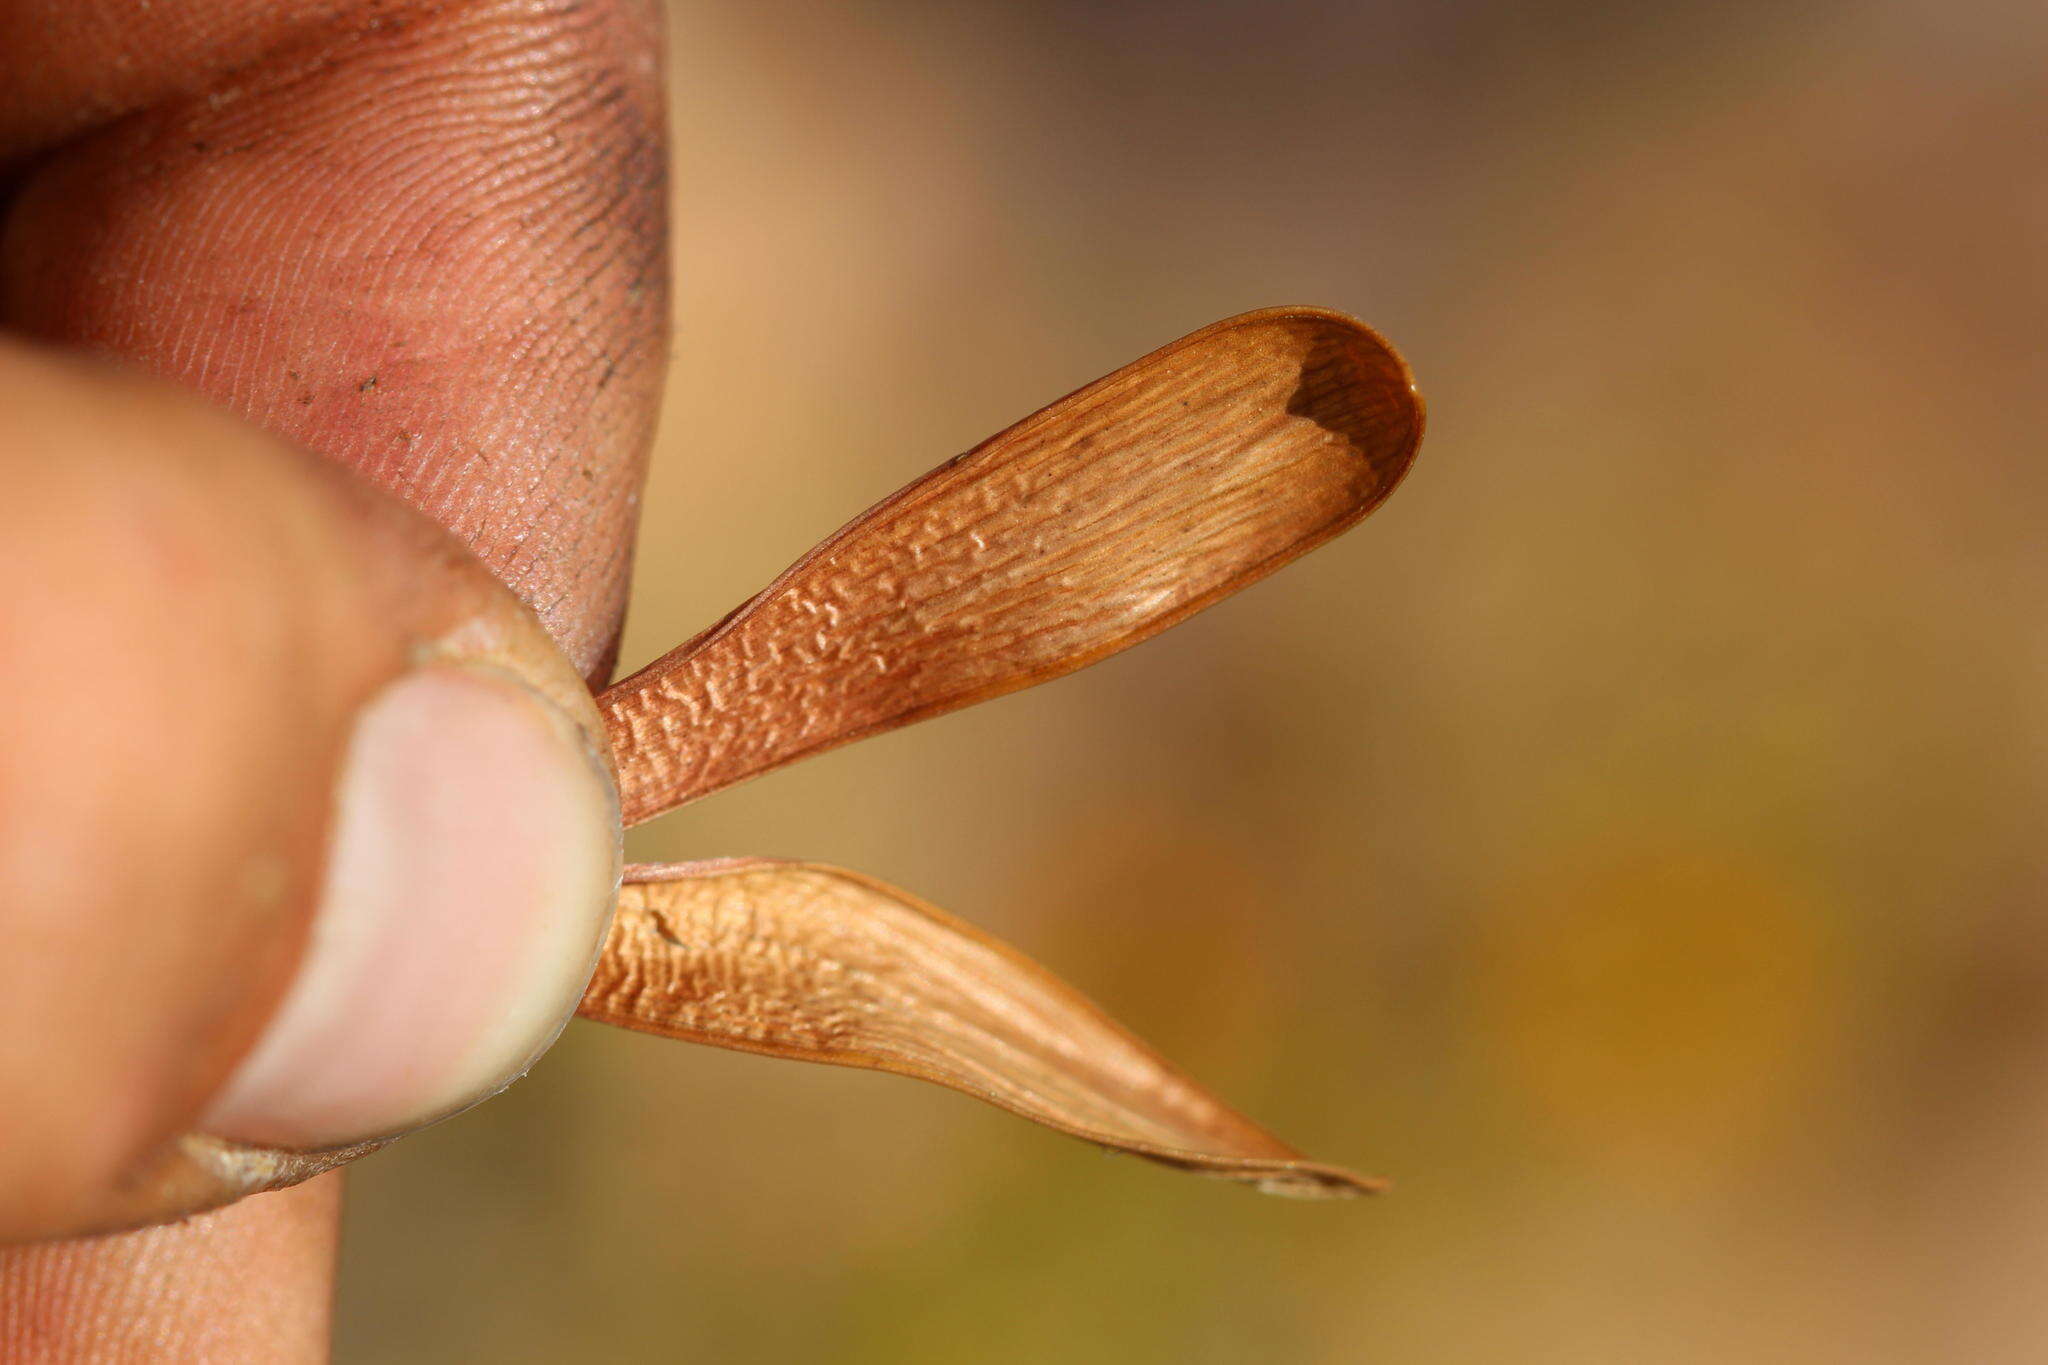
[[0, 1, 666, 1351], [0, 0, 668, 682], [0, 3, 337, 160], [0, 339, 621, 1240], [602, 307, 1422, 825], [0, 1177, 340, 1362], [583, 860, 1381, 1198]]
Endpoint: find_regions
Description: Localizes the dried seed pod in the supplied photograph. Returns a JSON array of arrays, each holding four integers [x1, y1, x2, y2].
[[602, 306, 1422, 823], [579, 306, 1419, 1196], [585, 860, 1383, 1197]]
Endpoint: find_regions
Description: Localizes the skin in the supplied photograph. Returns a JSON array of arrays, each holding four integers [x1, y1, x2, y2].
[[0, 0, 667, 1356]]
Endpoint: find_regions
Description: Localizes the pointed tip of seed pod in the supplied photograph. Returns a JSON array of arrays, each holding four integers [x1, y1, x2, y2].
[[1247, 1164, 1391, 1200], [1122, 1145, 1388, 1200]]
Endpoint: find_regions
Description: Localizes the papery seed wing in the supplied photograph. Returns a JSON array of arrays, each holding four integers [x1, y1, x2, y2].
[[602, 306, 1422, 825], [577, 859, 1382, 1198]]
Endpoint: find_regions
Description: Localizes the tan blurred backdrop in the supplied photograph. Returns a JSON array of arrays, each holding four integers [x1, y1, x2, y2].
[[336, 1, 2048, 1360]]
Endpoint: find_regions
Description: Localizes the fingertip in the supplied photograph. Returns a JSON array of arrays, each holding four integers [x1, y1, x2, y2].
[[0, 337, 620, 1237], [202, 664, 621, 1148]]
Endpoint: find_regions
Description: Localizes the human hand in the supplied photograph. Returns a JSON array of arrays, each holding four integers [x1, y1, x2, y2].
[[0, 0, 666, 1352]]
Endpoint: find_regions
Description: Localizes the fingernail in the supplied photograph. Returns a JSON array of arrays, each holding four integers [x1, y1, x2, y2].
[[203, 664, 621, 1148]]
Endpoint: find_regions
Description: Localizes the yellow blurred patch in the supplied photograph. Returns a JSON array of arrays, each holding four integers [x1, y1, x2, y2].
[[1473, 843, 1845, 1192]]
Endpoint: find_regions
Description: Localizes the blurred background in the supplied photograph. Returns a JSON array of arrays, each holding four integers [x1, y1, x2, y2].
[[337, 0, 2047, 1359]]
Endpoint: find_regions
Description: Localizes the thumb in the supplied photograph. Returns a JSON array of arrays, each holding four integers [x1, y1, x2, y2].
[[0, 337, 621, 1240]]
